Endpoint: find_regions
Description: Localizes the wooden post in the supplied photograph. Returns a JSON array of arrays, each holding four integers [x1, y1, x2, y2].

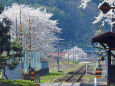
[[107, 49, 111, 85]]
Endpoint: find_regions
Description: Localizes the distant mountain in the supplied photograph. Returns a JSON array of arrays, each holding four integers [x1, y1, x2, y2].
[[0, 0, 109, 47]]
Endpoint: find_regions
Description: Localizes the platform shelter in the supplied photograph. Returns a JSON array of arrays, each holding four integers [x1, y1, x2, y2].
[[91, 32, 115, 85]]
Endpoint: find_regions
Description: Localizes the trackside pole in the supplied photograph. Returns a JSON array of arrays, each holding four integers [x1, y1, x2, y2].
[[68, 43, 70, 66], [57, 34, 60, 72], [86, 63, 88, 76], [73, 42, 74, 63]]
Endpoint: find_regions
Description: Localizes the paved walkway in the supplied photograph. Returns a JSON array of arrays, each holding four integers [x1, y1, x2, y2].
[[39, 83, 80, 86]]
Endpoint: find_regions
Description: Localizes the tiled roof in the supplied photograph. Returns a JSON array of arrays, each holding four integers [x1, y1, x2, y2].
[[48, 52, 66, 57]]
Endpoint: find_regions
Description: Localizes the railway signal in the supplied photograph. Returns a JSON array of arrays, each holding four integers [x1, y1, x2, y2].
[[99, 2, 115, 14]]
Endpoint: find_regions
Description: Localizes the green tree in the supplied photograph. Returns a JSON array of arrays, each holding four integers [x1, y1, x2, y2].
[[0, 5, 23, 79]]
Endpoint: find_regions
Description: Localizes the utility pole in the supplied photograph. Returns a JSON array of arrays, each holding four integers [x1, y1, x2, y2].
[[16, 18, 18, 42], [57, 34, 60, 72], [74, 45, 76, 61], [73, 42, 75, 63], [68, 42, 70, 66]]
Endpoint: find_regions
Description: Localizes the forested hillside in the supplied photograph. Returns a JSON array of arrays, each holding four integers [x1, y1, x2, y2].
[[0, 0, 108, 46]]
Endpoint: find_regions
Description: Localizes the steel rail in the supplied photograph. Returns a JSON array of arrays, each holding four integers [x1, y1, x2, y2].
[[71, 70, 86, 86], [58, 65, 86, 86]]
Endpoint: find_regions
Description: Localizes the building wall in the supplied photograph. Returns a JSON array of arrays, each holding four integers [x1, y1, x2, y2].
[[2, 64, 22, 80], [2, 50, 49, 80], [24, 50, 48, 73], [41, 62, 48, 69], [24, 50, 41, 73]]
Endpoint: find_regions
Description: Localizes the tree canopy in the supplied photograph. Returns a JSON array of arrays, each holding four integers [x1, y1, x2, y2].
[[0, 4, 23, 79], [0, 4, 61, 58], [0, 0, 99, 46]]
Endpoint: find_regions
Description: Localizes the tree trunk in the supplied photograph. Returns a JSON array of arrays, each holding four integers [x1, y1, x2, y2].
[[3, 67, 8, 79]]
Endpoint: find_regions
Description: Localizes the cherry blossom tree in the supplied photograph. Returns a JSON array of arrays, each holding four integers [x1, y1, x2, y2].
[[63, 45, 87, 60], [0, 4, 61, 58], [79, 0, 91, 9]]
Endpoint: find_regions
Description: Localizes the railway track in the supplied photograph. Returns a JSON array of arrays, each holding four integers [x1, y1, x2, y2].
[[57, 65, 86, 86]]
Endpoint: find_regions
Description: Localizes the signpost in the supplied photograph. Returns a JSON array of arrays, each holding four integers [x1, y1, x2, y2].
[[99, 2, 115, 14], [99, 2, 115, 32]]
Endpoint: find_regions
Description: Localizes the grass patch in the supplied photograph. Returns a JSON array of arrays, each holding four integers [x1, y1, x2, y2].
[[82, 75, 95, 79], [40, 72, 64, 83], [0, 79, 34, 86], [40, 62, 85, 83]]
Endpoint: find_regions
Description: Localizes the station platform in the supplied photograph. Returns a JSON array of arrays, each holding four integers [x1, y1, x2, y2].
[[81, 78, 107, 86], [37, 79, 107, 86]]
